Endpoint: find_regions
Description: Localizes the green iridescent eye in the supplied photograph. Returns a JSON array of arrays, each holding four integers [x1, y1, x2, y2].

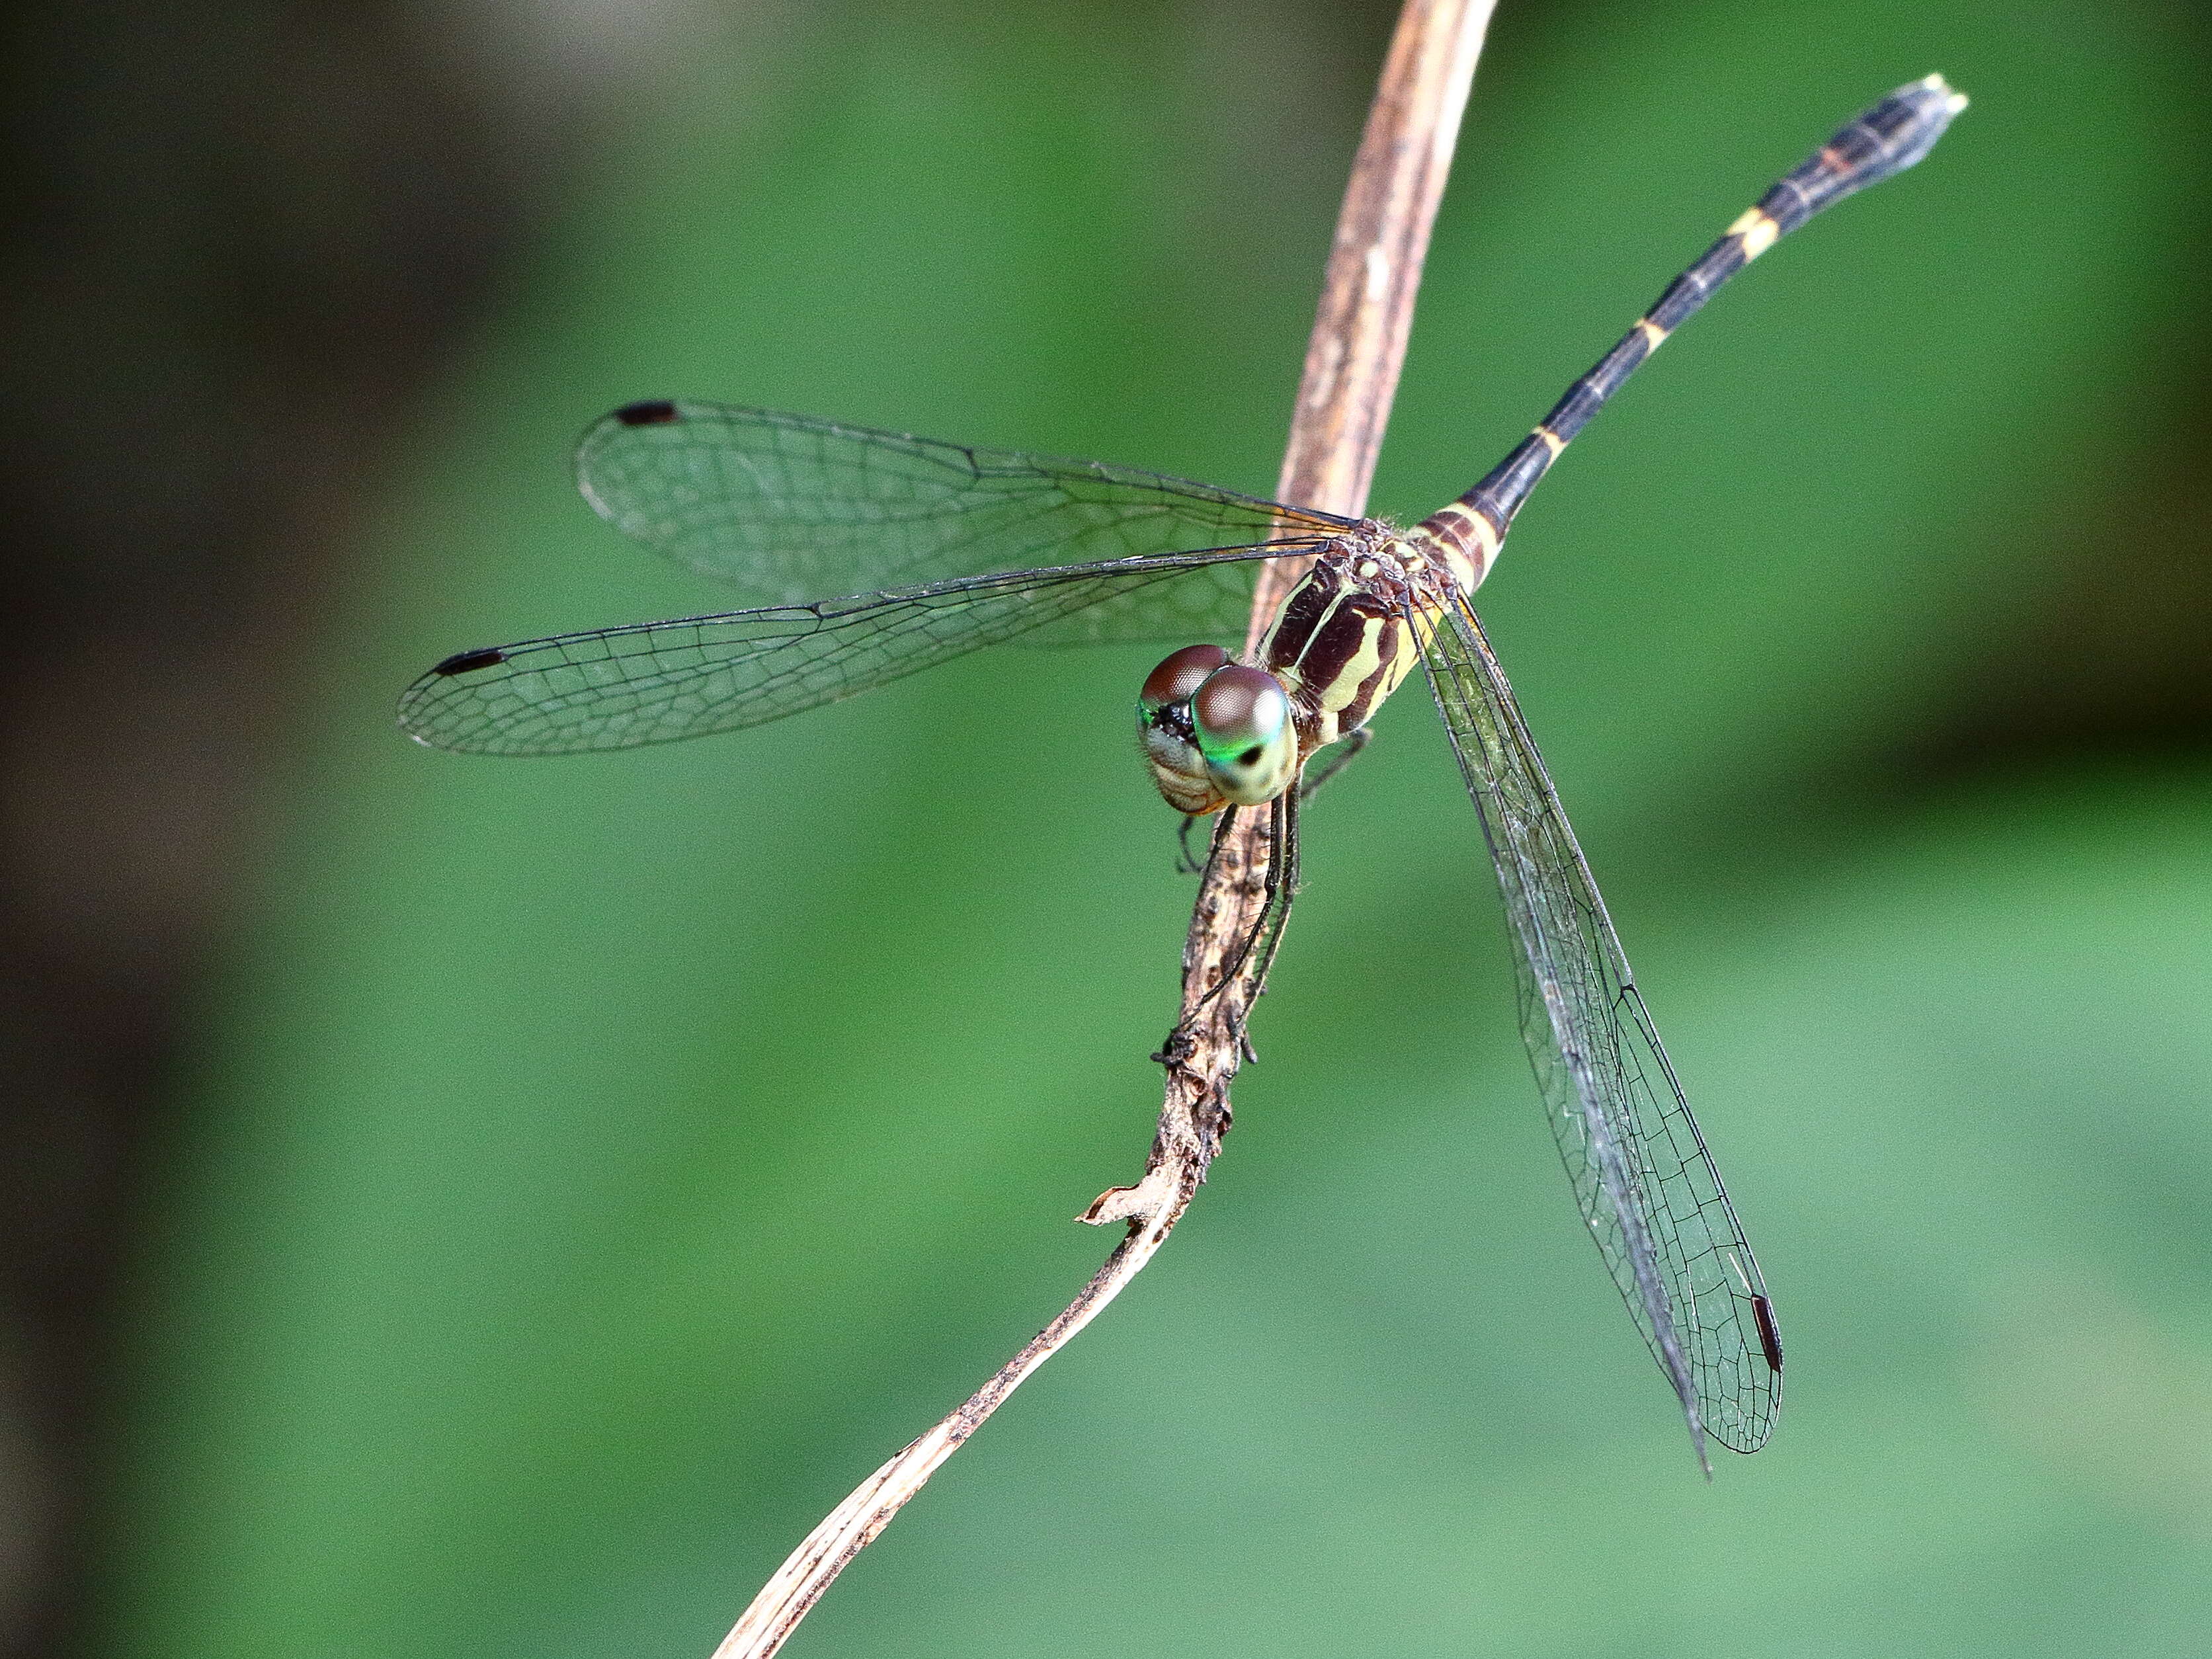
[[1191, 665, 1296, 805], [1134, 649, 1296, 813]]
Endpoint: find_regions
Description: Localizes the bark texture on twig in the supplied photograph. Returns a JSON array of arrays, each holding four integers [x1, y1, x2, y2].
[[708, 6, 1496, 1654]]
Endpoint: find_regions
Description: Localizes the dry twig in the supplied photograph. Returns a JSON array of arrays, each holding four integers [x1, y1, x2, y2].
[[709, 5, 1496, 1654]]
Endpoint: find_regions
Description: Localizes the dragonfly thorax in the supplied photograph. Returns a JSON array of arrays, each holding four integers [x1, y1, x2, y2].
[[1258, 537, 1438, 743]]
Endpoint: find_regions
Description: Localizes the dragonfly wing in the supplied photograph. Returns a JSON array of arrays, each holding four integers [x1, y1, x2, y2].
[[399, 546, 1289, 756], [1414, 595, 1781, 1462], [576, 401, 1348, 641]]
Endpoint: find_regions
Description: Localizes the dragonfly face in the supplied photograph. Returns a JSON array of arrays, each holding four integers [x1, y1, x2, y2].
[[1137, 643, 1297, 813]]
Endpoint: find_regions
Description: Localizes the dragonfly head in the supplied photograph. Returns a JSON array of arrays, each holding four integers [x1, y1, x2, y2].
[[1137, 645, 1298, 814]]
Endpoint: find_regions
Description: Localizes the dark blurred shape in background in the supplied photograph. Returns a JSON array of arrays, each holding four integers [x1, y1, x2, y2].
[[0, 6, 616, 1652], [0, 4, 2206, 1658]]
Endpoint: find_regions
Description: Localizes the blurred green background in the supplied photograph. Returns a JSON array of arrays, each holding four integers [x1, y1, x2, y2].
[[4, 1, 2209, 1656]]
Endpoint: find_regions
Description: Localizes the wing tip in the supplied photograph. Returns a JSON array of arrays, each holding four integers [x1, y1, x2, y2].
[[612, 399, 682, 427], [430, 646, 508, 677]]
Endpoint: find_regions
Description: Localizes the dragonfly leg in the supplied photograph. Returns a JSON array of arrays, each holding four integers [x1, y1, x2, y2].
[[1249, 785, 1300, 993], [1174, 811, 1211, 874], [1297, 725, 1373, 803], [1167, 788, 1301, 1060]]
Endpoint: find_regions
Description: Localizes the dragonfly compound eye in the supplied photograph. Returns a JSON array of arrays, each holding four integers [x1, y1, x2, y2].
[[1137, 645, 1236, 815], [1137, 645, 1291, 815], [1191, 665, 1295, 806], [1139, 643, 1232, 716]]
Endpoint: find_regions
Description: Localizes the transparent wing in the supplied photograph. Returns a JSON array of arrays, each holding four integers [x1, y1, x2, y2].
[[399, 546, 1293, 756], [575, 400, 1351, 642], [1415, 595, 1781, 1463]]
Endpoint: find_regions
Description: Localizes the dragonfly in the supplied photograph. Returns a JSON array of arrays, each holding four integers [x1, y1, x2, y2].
[[401, 77, 1965, 1469]]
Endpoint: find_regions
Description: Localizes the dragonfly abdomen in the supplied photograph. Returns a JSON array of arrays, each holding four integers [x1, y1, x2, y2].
[[1417, 74, 1966, 585]]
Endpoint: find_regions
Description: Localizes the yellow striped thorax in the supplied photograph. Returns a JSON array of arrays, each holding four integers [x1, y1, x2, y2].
[[1256, 534, 1445, 751]]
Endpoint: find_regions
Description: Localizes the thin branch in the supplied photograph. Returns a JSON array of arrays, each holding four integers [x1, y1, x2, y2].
[[708, 5, 1496, 1654], [1273, 0, 1496, 528]]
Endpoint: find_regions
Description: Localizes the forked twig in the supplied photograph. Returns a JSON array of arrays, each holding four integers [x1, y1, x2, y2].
[[708, 5, 1496, 1653]]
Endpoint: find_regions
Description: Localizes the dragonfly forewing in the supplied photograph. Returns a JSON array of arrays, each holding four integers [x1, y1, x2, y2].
[[576, 401, 1350, 643], [399, 547, 1298, 756], [1415, 595, 1780, 1460]]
